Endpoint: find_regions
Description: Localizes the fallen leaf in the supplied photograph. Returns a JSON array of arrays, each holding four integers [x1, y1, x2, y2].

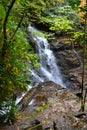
[[71, 121, 79, 126]]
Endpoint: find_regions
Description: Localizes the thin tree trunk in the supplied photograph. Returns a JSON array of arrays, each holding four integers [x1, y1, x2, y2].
[[3, 0, 16, 40], [1, 0, 16, 58], [81, 1, 87, 111], [11, 13, 24, 40]]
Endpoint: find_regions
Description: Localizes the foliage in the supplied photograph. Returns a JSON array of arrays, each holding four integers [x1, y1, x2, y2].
[[70, 31, 84, 46], [0, 0, 39, 124], [0, 4, 6, 19], [67, 0, 81, 9], [0, 100, 17, 125], [19, 0, 81, 35], [49, 16, 73, 33], [36, 103, 50, 113], [38, 2, 81, 35]]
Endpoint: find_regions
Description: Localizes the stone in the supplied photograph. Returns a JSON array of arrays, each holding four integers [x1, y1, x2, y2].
[[24, 119, 43, 130]]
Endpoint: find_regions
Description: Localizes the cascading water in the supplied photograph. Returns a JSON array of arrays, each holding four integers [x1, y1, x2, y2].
[[15, 26, 65, 105], [28, 26, 64, 87]]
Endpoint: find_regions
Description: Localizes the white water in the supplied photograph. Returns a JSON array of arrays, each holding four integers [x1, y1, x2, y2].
[[28, 26, 64, 87]]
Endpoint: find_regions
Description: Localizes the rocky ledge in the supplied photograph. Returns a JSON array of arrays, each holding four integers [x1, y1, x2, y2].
[[1, 81, 87, 130]]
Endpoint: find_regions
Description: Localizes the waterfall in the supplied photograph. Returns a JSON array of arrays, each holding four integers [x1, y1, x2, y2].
[[28, 26, 64, 87]]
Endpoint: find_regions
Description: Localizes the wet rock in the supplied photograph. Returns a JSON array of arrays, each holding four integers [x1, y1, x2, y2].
[[17, 81, 65, 111], [52, 42, 82, 91], [17, 81, 81, 113]]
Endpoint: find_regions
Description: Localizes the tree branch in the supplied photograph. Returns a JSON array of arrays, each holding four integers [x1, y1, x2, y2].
[[1, 0, 16, 57], [71, 42, 82, 67], [11, 13, 24, 40], [3, 0, 16, 40]]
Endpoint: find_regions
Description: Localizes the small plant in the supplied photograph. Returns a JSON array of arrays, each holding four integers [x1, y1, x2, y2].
[[36, 103, 50, 113], [0, 99, 18, 125]]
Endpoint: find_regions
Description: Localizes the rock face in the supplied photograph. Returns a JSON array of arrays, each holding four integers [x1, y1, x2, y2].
[[18, 81, 80, 112], [50, 38, 84, 91]]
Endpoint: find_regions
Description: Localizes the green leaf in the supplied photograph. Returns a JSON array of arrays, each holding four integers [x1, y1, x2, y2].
[[0, 4, 6, 19]]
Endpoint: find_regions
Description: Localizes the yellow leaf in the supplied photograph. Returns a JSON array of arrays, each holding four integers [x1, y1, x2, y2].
[[8, 85, 13, 91], [6, 29, 9, 32], [6, 63, 11, 68], [25, 55, 29, 61], [71, 121, 79, 126], [12, 67, 19, 74]]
